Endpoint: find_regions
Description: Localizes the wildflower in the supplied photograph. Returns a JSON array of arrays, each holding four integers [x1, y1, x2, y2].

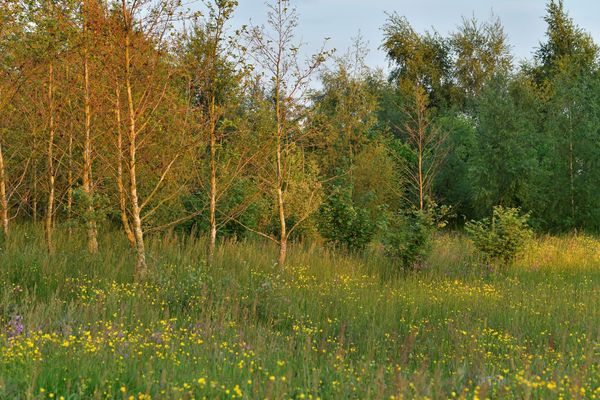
[[233, 385, 242, 396], [7, 315, 24, 338]]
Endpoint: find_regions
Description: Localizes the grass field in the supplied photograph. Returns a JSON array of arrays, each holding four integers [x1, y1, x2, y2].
[[0, 226, 598, 399]]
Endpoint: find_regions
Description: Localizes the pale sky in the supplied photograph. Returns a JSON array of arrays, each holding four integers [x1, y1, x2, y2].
[[222, 0, 600, 72]]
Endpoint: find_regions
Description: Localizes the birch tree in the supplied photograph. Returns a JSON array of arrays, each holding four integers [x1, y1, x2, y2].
[[402, 85, 447, 211], [247, 0, 330, 265], [115, 0, 189, 279]]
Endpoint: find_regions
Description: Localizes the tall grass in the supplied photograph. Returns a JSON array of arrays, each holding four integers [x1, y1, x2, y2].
[[0, 225, 598, 399]]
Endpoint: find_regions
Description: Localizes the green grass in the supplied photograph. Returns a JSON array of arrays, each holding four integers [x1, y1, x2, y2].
[[0, 225, 598, 399]]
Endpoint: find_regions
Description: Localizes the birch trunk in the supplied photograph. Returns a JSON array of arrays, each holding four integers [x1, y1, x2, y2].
[[67, 105, 73, 238], [275, 90, 287, 266], [83, 17, 99, 253], [32, 163, 37, 223], [45, 62, 55, 254], [115, 85, 136, 247], [123, 19, 147, 279], [0, 140, 9, 236], [208, 97, 217, 260], [418, 136, 424, 211]]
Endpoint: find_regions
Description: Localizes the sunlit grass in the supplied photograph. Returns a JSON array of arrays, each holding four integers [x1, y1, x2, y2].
[[0, 225, 598, 399]]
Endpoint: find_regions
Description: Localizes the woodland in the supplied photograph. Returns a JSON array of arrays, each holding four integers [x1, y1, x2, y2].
[[0, 0, 599, 398]]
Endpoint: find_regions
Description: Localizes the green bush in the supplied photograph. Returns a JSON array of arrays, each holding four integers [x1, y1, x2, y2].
[[465, 206, 532, 267], [382, 209, 433, 271], [318, 187, 377, 252]]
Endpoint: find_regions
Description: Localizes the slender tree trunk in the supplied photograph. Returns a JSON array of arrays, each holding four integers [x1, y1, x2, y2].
[[568, 114, 575, 227], [0, 140, 9, 236], [418, 138, 424, 211], [32, 163, 37, 224], [67, 115, 73, 238], [65, 66, 73, 238], [273, 58, 287, 265], [115, 85, 136, 247], [208, 97, 217, 260], [276, 151, 287, 265], [45, 62, 55, 254], [82, 21, 99, 253], [277, 185, 287, 266], [124, 23, 147, 279], [276, 102, 287, 266]]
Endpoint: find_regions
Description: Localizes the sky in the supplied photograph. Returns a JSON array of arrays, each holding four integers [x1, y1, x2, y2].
[[221, 0, 600, 72]]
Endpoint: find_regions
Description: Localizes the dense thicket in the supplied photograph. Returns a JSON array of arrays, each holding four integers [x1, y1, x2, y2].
[[1, 0, 599, 273]]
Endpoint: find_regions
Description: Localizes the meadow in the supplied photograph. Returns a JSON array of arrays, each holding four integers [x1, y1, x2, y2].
[[0, 226, 598, 399]]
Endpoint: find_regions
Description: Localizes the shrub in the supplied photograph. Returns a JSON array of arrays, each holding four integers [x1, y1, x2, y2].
[[465, 206, 532, 267], [318, 187, 377, 252], [382, 209, 433, 271]]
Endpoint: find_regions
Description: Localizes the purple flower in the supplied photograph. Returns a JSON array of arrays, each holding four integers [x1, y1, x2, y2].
[[7, 315, 24, 338]]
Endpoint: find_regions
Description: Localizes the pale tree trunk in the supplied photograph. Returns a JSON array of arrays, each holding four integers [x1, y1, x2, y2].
[[568, 113, 575, 227], [275, 89, 287, 266], [123, 22, 147, 279], [276, 142, 287, 265], [45, 62, 55, 254], [208, 97, 217, 260], [417, 90, 425, 211], [66, 66, 73, 238], [67, 116, 73, 238], [418, 134, 424, 211], [569, 138, 575, 224], [32, 163, 38, 223], [115, 85, 136, 247], [0, 140, 9, 236], [82, 20, 99, 253]]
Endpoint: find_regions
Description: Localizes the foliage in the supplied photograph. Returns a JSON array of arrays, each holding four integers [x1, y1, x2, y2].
[[433, 114, 477, 221], [382, 13, 453, 107], [531, 0, 598, 85], [71, 187, 111, 227], [2, 0, 600, 268], [450, 15, 512, 101], [181, 179, 268, 239], [469, 75, 540, 217], [466, 206, 533, 267], [382, 209, 433, 271], [317, 187, 377, 251]]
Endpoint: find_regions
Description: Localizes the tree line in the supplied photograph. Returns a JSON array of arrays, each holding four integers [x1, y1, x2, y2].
[[1, 0, 599, 277]]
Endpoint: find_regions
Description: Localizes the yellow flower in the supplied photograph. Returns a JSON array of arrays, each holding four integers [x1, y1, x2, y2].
[[197, 377, 206, 387], [233, 385, 242, 396], [269, 376, 275, 382], [120, 386, 127, 393]]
